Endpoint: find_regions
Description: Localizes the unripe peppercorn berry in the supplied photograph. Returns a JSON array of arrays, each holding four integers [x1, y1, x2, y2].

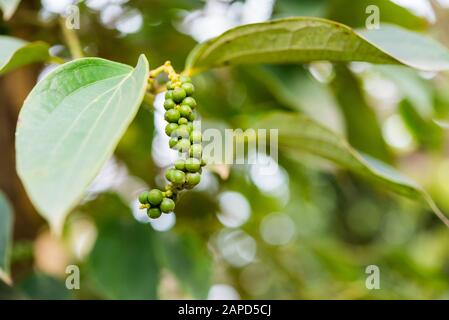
[[190, 144, 202, 158], [174, 126, 190, 139], [201, 158, 207, 167], [164, 99, 175, 110], [174, 159, 185, 170], [166, 81, 174, 90], [165, 168, 176, 181], [170, 170, 186, 185], [148, 189, 164, 206], [160, 198, 175, 213], [165, 109, 180, 123], [186, 172, 201, 186], [178, 117, 188, 125], [182, 97, 196, 108], [190, 130, 202, 144], [165, 123, 178, 136], [169, 137, 178, 148], [179, 105, 192, 118], [185, 158, 201, 172], [165, 90, 174, 100], [180, 75, 191, 83], [182, 83, 195, 96], [176, 138, 191, 152], [138, 191, 150, 204], [187, 113, 196, 121], [147, 207, 162, 219], [172, 88, 187, 103]]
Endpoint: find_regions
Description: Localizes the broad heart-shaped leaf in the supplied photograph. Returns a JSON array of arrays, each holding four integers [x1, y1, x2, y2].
[[0, 0, 20, 20], [254, 112, 449, 228], [185, 17, 449, 74], [16, 55, 150, 234], [0, 191, 13, 285], [0, 36, 50, 74]]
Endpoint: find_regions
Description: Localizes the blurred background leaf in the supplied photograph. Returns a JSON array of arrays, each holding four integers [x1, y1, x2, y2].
[[86, 193, 160, 300], [0, 191, 13, 285]]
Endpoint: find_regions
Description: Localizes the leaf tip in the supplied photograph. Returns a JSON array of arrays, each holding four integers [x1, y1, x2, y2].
[[137, 54, 150, 71]]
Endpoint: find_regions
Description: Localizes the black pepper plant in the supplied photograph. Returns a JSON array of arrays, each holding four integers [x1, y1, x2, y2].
[[1, 14, 449, 244]]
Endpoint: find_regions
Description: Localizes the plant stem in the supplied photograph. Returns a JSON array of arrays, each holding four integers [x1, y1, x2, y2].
[[59, 17, 84, 59], [147, 61, 182, 95]]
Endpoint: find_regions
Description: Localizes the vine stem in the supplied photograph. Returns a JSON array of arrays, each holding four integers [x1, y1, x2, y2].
[[146, 61, 183, 98], [59, 17, 84, 59]]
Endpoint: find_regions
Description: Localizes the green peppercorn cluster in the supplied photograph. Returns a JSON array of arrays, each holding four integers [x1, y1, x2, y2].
[[138, 75, 205, 219]]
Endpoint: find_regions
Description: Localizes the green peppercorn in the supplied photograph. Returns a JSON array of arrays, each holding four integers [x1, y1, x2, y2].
[[182, 83, 195, 96], [169, 170, 186, 185], [187, 112, 196, 121], [138, 191, 150, 204], [165, 168, 176, 181], [201, 158, 207, 167], [147, 207, 162, 219], [174, 126, 190, 139], [190, 144, 202, 158], [190, 130, 202, 144], [165, 123, 178, 136], [166, 81, 174, 90], [148, 189, 163, 206], [179, 105, 192, 118], [174, 159, 185, 170], [185, 157, 201, 172], [164, 99, 175, 110], [187, 122, 194, 132], [186, 172, 201, 186], [182, 97, 197, 108], [165, 109, 180, 123], [180, 75, 191, 83], [176, 138, 191, 152], [178, 117, 188, 125], [160, 198, 175, 213], [172, 88, 187, 103], [165, 90, 174, 100], [169, 137, 178, 148]]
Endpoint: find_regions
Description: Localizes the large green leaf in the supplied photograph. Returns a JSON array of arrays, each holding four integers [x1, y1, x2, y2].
[[358, 25, 449, 72], [89, 216, 160, 300], [160, 232, 211, 299], [0, 36, 50, 74], [254, 112, 449, 227], [0, 191, 13, 285], [16, 55, 150, 234], [0, 0, 20, 20], [185, 17, 449, 73]]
